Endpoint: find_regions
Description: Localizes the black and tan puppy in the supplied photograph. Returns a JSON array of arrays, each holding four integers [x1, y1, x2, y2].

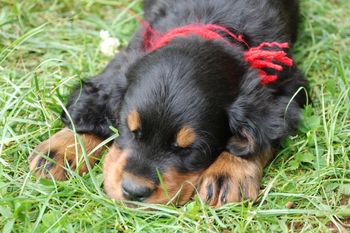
[[29, 0, 308, 207]]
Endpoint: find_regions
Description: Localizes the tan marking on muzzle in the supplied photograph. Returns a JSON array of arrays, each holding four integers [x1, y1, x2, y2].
[[145, 169, 202, 205], [103, 144, 203, 205], [103, 144, 130, 200]]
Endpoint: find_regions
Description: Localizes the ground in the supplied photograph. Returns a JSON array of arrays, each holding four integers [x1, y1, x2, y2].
[[0, 0, 349, 232]]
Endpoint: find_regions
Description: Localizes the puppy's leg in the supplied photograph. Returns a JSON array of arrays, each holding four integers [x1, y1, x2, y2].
[[198, 151, 273, 207], [29, 50, 133, 180], [28, 128, 107, 180]]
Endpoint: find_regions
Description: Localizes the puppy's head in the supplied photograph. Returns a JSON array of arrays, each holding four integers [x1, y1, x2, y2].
[[103, 38, 252, 204]]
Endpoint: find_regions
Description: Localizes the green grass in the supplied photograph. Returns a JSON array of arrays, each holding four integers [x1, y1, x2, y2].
[[0, 0, 349, 232]]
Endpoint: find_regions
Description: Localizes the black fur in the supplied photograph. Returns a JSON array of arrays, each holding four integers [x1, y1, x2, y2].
[[62, 0, 307, 184]]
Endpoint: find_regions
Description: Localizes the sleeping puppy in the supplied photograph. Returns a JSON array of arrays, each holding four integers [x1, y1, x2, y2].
[[29, 0, 308, 207]]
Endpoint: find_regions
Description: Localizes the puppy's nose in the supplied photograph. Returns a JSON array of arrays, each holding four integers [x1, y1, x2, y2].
[[121, 178, 153, 201]]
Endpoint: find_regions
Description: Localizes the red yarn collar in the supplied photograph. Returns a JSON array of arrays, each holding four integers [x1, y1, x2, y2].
[[142, 22, 293, 85]]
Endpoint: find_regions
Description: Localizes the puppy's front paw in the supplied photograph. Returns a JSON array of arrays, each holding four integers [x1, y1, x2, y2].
[[198, 152, 266, 207], [29, 128, 105, 180]]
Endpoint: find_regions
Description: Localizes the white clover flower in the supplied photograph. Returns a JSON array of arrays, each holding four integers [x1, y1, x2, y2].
[[99, 30, 120, 57], [99, 30, 110, 40]]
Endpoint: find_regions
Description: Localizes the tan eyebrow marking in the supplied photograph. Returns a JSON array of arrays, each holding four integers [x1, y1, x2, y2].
[[176, 126, 196, 148], [127, 110, 141, 132]]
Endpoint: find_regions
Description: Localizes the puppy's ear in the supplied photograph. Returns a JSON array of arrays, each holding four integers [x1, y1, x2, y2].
[[226, 71, 301, 157], [62, 51, 131, 138]]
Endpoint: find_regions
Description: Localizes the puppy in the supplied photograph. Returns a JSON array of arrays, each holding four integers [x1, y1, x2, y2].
[[29, 0, 308, 207]]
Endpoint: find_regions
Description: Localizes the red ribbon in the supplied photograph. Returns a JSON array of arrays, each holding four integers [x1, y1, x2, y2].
[[142, 22, 293, 85]]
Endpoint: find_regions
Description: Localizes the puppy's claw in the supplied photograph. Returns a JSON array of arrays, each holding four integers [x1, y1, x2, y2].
[[198, 152, 264, 207]]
